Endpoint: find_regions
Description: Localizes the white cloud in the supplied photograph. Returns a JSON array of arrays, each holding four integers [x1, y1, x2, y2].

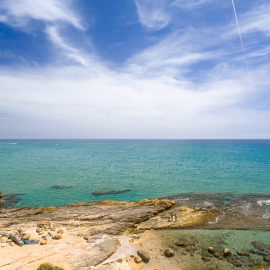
[[0, 1, 270, 138], [0, 0, 83, 30], [135, 0, 172, 30], [171, 0, 214, 9]]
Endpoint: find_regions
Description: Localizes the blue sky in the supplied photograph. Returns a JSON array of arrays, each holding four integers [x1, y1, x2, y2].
[[0, 0, 270, 139]]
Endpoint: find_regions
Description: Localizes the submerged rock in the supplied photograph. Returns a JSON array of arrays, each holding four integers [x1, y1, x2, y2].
[[237, 250, 250, 256], [252, 241, 270, 251], [92, 189, 131, 196], [51, 185, 73, 189]]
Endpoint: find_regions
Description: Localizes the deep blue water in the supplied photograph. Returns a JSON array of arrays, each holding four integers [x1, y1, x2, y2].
[[0, 139, 269, 207]]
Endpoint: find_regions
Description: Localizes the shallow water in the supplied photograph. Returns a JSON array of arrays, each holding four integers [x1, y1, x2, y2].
[[0, 139, 270, 207], [157, 229, 270, 269]]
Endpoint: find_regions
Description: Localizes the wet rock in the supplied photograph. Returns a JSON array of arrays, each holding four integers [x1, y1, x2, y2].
[[231, 259, 242, 267], [175, 241, 187, 247], [137, 250, 150, 262], [51, 185, 73, 189], [223, 248, 232, 257], [92, 189, 131, 196], [208, 247, 215, 254], [164, 248, 175, 257], [237, 250, 250, 256], [263, 256, 270, 262], [248, 258, 261, 267], [134, 255, 142, 263], [202, 256, 210, 261], [85, 239, 120, 267], [252, 241, 270, 251], [39, 240, 48, 245]]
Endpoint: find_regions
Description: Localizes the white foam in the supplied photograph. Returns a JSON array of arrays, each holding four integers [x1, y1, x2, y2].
[[263, 212, 270, 219], [257, 200, 270, 206], [203, 201, 213, 207], [241, 202, 251, 215]]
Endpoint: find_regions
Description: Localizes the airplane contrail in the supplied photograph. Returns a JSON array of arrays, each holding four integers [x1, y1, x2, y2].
[[231, 0, 251, 84]]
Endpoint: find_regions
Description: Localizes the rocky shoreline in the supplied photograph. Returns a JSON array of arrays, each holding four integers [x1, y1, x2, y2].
[[0, 197, 270, 269]]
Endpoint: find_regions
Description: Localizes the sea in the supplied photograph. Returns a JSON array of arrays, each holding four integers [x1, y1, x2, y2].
[[1, 139, 270, 268]]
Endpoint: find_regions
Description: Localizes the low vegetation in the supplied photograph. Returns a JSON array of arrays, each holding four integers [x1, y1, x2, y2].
[[37, 263, 64, 270]]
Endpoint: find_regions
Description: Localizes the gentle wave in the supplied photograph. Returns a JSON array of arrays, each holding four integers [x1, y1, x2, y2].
[[257, 199, 270, 206]]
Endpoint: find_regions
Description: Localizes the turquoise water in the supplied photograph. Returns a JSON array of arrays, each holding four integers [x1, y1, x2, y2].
[[0, 139, 270, 207]]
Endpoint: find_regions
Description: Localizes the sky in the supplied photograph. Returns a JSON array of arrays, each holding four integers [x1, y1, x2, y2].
[[0, 0, 270, 139]]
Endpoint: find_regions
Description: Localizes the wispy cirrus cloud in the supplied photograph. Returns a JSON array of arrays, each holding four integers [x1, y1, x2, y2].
[[134, 0, 172, 30], [0, 0, 83, 30], [171, 0, 214, 9], [0, 0, 270, 138]]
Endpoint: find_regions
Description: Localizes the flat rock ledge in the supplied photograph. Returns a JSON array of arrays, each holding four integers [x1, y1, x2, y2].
[[0, 199, 219, 270]]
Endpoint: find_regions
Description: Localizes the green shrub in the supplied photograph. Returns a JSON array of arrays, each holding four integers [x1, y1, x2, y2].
[[37, 263, 64, 270]]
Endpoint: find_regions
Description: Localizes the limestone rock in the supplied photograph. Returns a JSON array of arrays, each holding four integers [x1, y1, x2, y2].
[[37, 221, 50, 228], [39, 240, 48, 245], [84, 239, 120, 267], [237, 250, 250, 256], [202, 255, 210, 261], [36, 228, 43, 233], [137, 250, 150, 262], [22, 233, 31, 240], [134, 255, 142, 263], [164, 248, 175, 258], [52, 234, 62, 240], [223, 248, 232, 257]]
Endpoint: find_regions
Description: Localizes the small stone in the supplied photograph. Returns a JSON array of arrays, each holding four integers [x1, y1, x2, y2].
[[208, 247, 215, 253], [57, 229, 64, 234], [263, 256, 270, 262], [1, 244, 6, 247], [137, 250, 150, 262], [39, 240, 48, 245], [223, 248, 231, 257], [182, 250, 187, 255], [36, 228, 43, 233], [37, 221, 50, 228], [164, 248, 175, 257], [22, 233, 31, 240], [134, 255, 142, 263], [83, 236, 89, 240], [202, 256, 210, 261], [237, 250, 250, 256], [52, 234, 62, 240]]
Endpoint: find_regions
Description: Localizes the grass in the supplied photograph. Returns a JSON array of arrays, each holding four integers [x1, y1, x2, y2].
[[37, 263, 64, 270]]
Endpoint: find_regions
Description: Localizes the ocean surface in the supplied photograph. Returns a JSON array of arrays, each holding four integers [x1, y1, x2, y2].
[[0, 139, 270, 207]]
